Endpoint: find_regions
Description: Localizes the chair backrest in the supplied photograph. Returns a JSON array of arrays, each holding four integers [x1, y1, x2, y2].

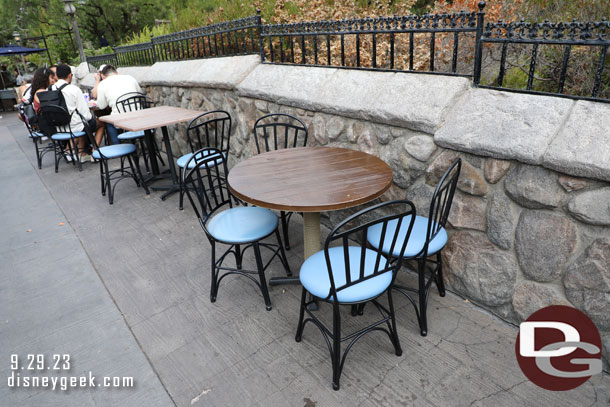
[[18, 103, 37, 137], [423, 158, 461, 256], [323, 200, 416, 302], [185, 110, 232, 155], [253, 113, 308, 154], [182, 147, 234, 233], [115, 92, 153, 113], [38, 104, 74, 134]]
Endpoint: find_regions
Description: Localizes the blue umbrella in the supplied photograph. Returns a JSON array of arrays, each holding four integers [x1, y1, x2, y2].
[[0, 44, 47, 56], [0, 44, 47, 88]]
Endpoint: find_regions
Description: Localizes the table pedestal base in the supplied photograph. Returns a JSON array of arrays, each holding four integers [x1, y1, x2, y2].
[[269, 212, 320, 309]]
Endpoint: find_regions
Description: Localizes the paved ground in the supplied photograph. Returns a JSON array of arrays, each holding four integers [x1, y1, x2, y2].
[[2, 111, 609, 407]]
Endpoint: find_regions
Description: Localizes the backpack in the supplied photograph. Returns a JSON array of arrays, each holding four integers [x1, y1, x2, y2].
[[37, 83, 70, 126], [18, 101, 37, 125]]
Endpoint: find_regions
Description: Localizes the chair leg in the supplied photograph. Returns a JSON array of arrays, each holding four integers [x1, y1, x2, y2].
[[178, 167, 184, 210], [70, 139, 83, 171], [387, 289, 403, 356], [280, 211, 290, 250], [275, 230, 292, 276], [131, 153, 150, 195], [53, 141, 60, 173], [331, 302, 341, 391], [417, 257, 428, 337], [99, 159, 106, 196], [295, 287, 307, 342], [103, 160, 113, 204], [253, 242, 272, 311], [33, 138, 42, 169], [435, 252, 446, 297], [234, 245, 242, 270], [126, 154, 140, 187], [210, 241, 218, 303]]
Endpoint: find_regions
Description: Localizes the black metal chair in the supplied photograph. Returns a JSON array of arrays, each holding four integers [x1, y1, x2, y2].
[[18, 104, 54, 169], [182, 147, 291, 310], [38, 105, 87, 172], [77, 110, 150, 204], [115, 92, 164, 172], [253, 113, 308, 250], [366, 158, 462, 336], [177, 111, 231, 210], [295, 200, 417, 390]]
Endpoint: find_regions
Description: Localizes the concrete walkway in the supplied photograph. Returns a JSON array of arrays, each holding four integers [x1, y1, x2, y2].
[[0, 114, 173, 406], [2, 111, 609, 407]]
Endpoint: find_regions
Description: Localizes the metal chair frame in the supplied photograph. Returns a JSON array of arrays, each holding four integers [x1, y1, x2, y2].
[[39, 105, 86, 173], [182, 147, 291, 311], [295, 200, 416, 390], [114, 92, 164, 173], [395, 158, 461, 336], [253, 113, 308, 250], [178, 110, 232, 210], [360, 159, 462, 336], [78, 110, 150, 204], [19, 105, 54, 169]]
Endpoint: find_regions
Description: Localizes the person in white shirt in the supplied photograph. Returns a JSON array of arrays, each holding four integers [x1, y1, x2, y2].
[[53, 64, 104, 161], [93, 64, 143, 144]]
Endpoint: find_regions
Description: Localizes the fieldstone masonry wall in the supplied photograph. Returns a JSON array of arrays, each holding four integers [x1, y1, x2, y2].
[[80, 56, 610, 369]]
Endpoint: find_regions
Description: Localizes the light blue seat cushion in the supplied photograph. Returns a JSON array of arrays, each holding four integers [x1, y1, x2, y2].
[[92, 143, 136, 160], [51, 131, 86, 140], [177, 149, 225, 169], [367, 216, 447, 258], [207, 206, 277, 244], [300, 247, 392, 303], [117, 130, 145, 140]]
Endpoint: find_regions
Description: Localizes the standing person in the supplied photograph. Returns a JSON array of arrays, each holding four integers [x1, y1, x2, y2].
[[93, 64, 142, 144], [14, 68, 24, 86], [51, 64, 103, 161]]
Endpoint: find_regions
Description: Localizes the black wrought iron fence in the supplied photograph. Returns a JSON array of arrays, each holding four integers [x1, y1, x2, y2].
[[87, 53, 117, 71], [152, 15, 261, 62], [479, 18, 610, 102], [85, 3, 610, 102], [260, 8, 482, 78], [114, 42, 155, 67]]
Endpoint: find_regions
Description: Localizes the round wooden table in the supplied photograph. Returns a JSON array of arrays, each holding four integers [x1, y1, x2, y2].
[[228, 146, 393, 266]]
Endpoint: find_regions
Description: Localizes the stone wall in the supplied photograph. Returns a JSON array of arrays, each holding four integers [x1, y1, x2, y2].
[[83, 56, 610, 368]]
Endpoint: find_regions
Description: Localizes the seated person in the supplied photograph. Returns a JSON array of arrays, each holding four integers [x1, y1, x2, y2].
[[16, 67, 55, 126], [30, 67, 57, 111], [93, 64, 143, 144], [52, 64, 104, 161]]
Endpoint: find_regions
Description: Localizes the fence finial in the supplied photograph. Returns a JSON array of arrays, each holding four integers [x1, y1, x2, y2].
[[478, 2, 486, 11]]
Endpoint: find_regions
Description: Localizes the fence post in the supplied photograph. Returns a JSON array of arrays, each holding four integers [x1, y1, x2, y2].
[[473, 1, 486, 87], [151, 34, 157, 64], [257, 9, 265, 62]]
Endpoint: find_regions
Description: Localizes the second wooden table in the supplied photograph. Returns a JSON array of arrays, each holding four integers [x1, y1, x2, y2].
[[100, 105, 202, 199]]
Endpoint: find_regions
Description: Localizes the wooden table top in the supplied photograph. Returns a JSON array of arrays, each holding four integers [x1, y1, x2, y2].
[[228, 147, 393, 212], [98, 105, 202, 132]]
